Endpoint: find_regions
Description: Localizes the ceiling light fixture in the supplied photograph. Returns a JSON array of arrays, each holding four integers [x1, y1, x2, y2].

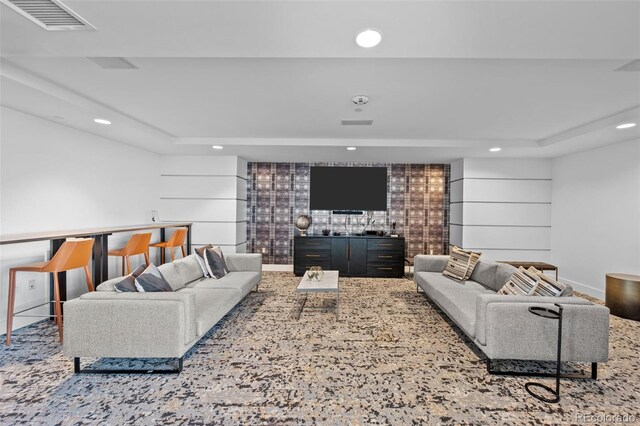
[[356, 29, 382, 48], [94, 118, 111, 125], [346, 147, 357, 151], [489, 147, 502, 152], [616, 123, 636, 129], [212, 145, 223, 150]]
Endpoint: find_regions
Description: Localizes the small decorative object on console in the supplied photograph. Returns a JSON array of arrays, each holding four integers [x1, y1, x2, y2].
[[322, 229, 331, 236], [295, 215, 312, 236], [307, 266, 324, 281]]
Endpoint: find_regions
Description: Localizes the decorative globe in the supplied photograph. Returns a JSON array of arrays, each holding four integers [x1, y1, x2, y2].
[[295, 214, 312, 236]]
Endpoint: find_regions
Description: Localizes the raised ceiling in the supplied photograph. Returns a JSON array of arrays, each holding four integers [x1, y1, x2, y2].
[[1, 0, 639, 162]]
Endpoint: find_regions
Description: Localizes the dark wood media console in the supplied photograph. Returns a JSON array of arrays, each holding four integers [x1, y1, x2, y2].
[[294, 235, 405, 278]]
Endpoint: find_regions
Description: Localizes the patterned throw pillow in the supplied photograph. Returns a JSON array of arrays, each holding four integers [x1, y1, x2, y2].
[[498, 267, 539, 295], [530, 267, 569, 297], [114, 265, 146, 293], [204, 246, 229, 279], [194, 244, 213, 277], [498, 266, 569, 297], [442, 246, 482, 281], [134, 264, 173, 292]]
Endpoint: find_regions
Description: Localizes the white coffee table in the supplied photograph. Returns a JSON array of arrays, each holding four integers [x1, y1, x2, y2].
[[296, 270, 339, 320]]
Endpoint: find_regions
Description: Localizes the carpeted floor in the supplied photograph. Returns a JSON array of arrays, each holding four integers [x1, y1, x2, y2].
[[0, 272, 639, 425]]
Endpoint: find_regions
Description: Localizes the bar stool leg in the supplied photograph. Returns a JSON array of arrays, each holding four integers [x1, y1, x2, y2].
[[144, 252, 150, 267], [121, 257, 125, 276], [125, 256, 131, 275], [6, 269, 17, 346], [181, 246, 186, 258], [83, 266, 94, 292], [170, 248, 176, 262], [52, 273, 63, 342]]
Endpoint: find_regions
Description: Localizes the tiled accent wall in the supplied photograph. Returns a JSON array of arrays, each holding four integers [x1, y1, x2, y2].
[[247, 163, 450, 264]]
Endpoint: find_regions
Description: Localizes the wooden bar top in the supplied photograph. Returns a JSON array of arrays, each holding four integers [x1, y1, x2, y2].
[[0, 222, 193, 245]]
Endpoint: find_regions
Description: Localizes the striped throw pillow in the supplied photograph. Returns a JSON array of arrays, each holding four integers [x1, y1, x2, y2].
[[442, 246, 482, 281], [498, 266, 539, 295], [530, 267, 568, 297]]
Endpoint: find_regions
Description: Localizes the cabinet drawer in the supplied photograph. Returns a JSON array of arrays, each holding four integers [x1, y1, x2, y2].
[[295, 238, 332, 250], [367, 252, 404, 263], [367, 263, 404, 278], [295, 251, 331, 262], [367, 239, 404, 251]]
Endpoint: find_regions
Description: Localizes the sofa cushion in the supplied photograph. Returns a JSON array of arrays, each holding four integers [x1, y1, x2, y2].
[[416, 271, 494, 338], [530, 267, 572, 296], [493, 263, 518, 292], [178, 288, 244, 336], [158, 255, 203, 291], [469, 261, 498, 290], [185, 271, 260, 297]]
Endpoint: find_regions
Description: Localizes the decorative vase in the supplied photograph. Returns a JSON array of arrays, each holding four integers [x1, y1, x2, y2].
[[307, 266, 324, 281]]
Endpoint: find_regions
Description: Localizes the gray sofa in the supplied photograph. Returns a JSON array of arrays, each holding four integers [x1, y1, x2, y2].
[[63, 253, 262, 373], [414, 255, 609, 377]]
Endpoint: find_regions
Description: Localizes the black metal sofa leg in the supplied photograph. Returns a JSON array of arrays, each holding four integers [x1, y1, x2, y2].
[[74, 357, 184, 374]]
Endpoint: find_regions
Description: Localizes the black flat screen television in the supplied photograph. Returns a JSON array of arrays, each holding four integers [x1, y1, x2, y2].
[[310, 166, 387, 211]]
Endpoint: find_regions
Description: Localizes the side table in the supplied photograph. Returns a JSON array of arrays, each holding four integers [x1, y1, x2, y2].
[[525, 303, 563, 403], [606, 273, 640, 321]]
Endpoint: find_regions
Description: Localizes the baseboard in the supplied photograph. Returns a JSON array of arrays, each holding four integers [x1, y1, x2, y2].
[[560, 277, 605, 301], [262, 264, 294, 272]]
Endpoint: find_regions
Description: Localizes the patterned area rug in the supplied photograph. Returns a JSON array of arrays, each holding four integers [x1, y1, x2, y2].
[[1, 272, 639, 425]]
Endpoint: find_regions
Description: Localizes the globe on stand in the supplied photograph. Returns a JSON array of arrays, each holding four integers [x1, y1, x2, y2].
[[295, 215, 312, 236]]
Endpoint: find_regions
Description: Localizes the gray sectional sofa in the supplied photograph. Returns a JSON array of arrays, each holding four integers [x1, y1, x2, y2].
[[414, 255, 610, 377], [63, 253, 262, 373]]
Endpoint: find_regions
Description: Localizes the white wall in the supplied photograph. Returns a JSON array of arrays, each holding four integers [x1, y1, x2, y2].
[[159, 156, 247, 254], [450, 158, 552, 261], [0, 107, 160, 334], [551, 139, 640, 299]]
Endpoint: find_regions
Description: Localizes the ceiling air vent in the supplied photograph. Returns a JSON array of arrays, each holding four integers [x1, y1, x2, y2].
[[341, 119, 373, 126], [1, 0, 95, 31]]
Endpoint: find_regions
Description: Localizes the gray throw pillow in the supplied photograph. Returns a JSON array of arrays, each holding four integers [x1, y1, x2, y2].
[[194, 244, 213, 277], [469, 261, 498, 290], [134, 264, 173, 292], [204, 246, 229, 279], [114, 265, 146, 293]]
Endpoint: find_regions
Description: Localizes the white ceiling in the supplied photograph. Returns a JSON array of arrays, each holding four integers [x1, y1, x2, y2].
[[1, 0, 639, 162]]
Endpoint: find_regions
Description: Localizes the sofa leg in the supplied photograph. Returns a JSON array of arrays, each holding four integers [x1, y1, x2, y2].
[[487, 359, 598, 380], [73, 356, 184, 374]]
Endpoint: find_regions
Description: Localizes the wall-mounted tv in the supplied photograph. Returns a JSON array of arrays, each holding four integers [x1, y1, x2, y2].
[[310, 166, 388, 211]]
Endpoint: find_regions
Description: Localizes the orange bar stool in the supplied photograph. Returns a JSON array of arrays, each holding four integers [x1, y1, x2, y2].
[[107, 233, 152, 275], [151, 228, 187, 264], [6, 238, 94, 346]]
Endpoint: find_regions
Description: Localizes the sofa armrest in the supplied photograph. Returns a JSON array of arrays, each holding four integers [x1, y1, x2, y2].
[[225, 253, 262, 273], [64, 292, 197, 359], [414, 255, 449, 273], [475, 294, 609, 362]]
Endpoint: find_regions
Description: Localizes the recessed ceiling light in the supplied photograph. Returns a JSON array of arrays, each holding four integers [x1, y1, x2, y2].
[[354, 108, 363, 113], [489, 147, 502, 152], [616, 122, 636, 129], [346, 147, 357, 151], [94, 118, 111, 125], [356, 29, 382, 48], [53, 115, 64, 120], [212, 145, 223, 150]]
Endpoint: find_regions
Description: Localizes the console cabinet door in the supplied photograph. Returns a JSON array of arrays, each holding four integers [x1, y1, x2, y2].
[[347, 238, 367, 277], [331, 238, 349, 275]]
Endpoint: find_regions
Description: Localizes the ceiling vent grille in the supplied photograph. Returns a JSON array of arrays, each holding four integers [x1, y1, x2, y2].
[[341, 119, 373, 126], [1, 0, 95, 30]]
